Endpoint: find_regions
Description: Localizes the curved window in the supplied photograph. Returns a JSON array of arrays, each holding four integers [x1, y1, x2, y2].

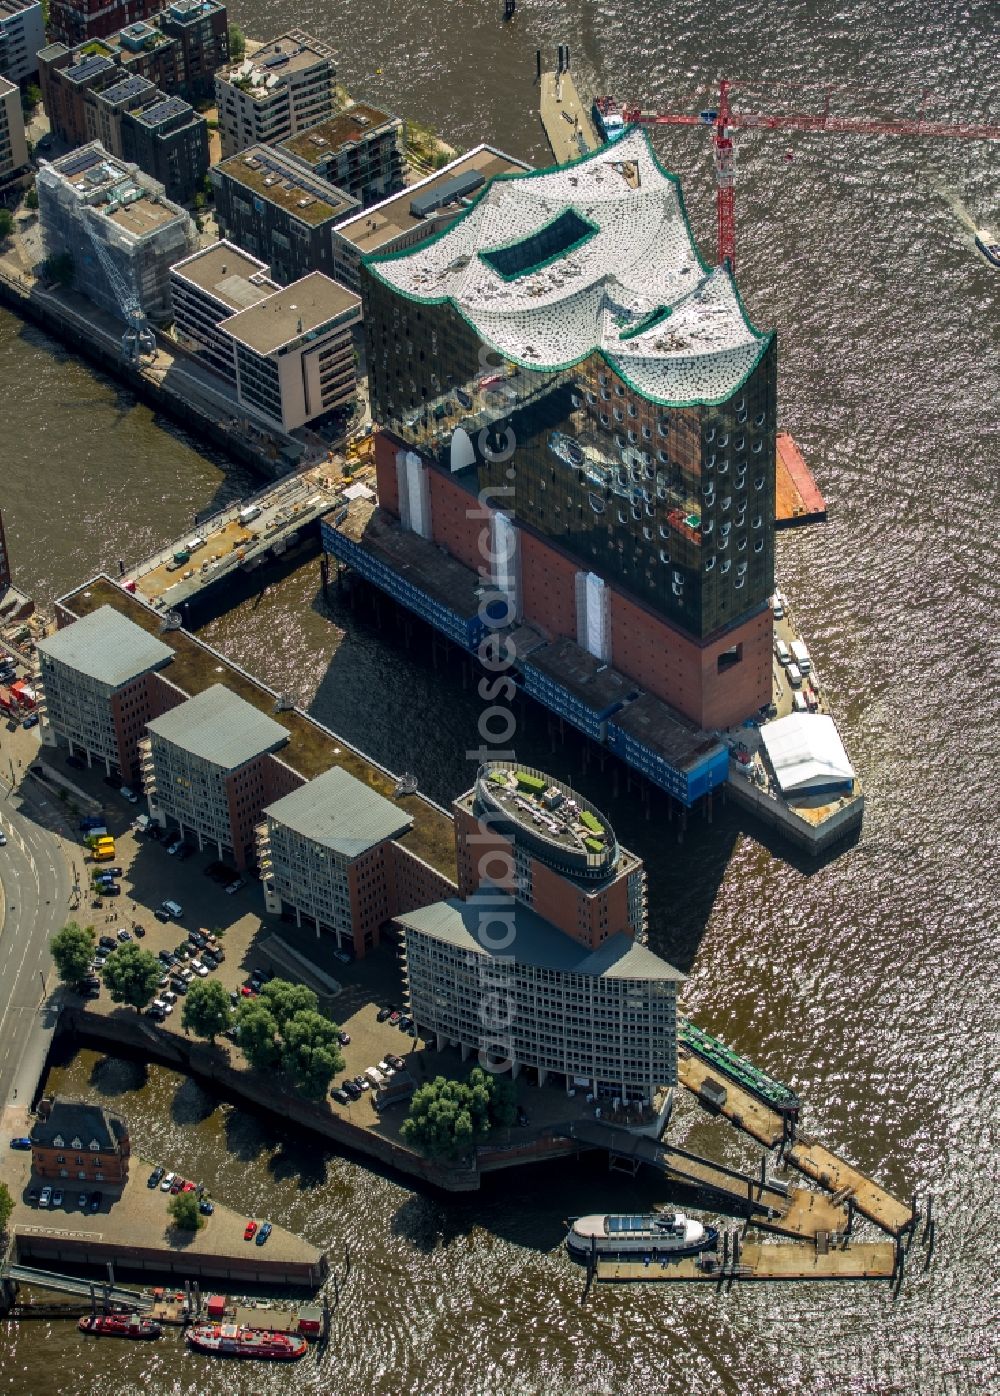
[[599, 412, 610, 427], [588, 493, 605, 515], [721, 496, 732, 512], [705, 555, 716, 572], [755, 411, 766, 427], [735, 576, 746, 589], [704, 490, 715, 508], [658, 449, 670, 464], [615, 384, 626, 397], [586, 390, 597, 404], [627, 402, 638, 417], [718, 534, 729, 550], [613, 407, 624, 422], [615, 432, 626, 448], [734, 436, 745, 451], [736, 408, 748, 424], [735, 507, 747, 527], [571, 393, 582, 409], [720, 558, 731, 575], [658, 419, 669, 437], [631, 506, 642, 521], [705, 427, 716, 444], [601, 387, 612, 401], [717, 433, 729, 448], [703, 482, 714, 498], [702, 518, 713, 536], [628, 429, 638, 443], [752, 440, 763, 454], [754, 476, 765, 491], [752, 514, 762, 529], [659, 549, 670, 564], [659, 523, 670, 540], [734, 398, 745, 413], [642, 424, 652, 440], [618, 510, 627, 524], [737, 537, 747, 552], [643, 526, 653, 540], [754, 538, 764, 553], [717, 458, 728, 475], [599, 372, 609, 386]]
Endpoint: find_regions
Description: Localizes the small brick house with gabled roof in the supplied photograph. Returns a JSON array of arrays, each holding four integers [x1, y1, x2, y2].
[[30, 1097, 131, 1185]]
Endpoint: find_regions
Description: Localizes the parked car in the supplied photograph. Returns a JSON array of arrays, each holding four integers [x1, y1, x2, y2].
[[255, 1221, 272, 1247], [88, 1191, 101, 1212], [244, 1220, 258, 1241], [80, 981, 101, 1000], [165, 837, 183, 855], [240, 984, 257, 997], [22, 714, 39, 729], [97, 866, 123, 879], [38, 1186, 52, 1208], [100, 881, 121, 895], [77, 1192, 88, 1209], [0, 831, 6, 846], [8, 1136, 31, 1150], [119, 786, 138, 804], [132, 923, 145, 938], [188, 929, 207, 948], [151, 997, 173, 1016], [99, 935, 116, 950], [386, 1054, 405, 1071], [198, 1199, 214, 1217], [169, 977, 188, 996], [147, 1166, 164, 1189], [398, 1016, 412, 1031], [162, 990, 178, 1006], [159, 1172, 176, 1192], [191, 960, 209, 978], [225, 878, 245, 895], [332, 949, 351, 964], [169, 1176, 183, 1195], [146, 1004, 166, 1021], [51, 1189, 64, 1208], [157, 949, 176, 965], [377, 1006, 394, 1023], [159, 900, 183, 919], [116, 928, 132, 942], [338, 1031, 351, 1046], [343, 1080, 362, 1100], [79, 817, 104, 832], [331, 1088, 350, 1105], [154, 908, 171, 923], [388, 1010, 401, 1025]]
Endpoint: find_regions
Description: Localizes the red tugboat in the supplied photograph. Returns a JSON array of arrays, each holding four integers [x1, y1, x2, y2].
[[185, 1322, 307, 1361], [78, 1313, 162, 1340]]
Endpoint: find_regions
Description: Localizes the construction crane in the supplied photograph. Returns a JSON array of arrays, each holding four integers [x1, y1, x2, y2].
[[82, 209, 156, 363], [598, 80, 1000, 268]]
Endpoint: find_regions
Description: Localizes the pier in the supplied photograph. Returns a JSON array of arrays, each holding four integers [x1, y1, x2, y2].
[[538, 55, 601, 162], [593, 1237, 895, 1284]]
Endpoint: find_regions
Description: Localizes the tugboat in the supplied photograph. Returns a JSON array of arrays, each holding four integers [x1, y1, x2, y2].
[[78, 1312, 163, 1340], [185, 1322, 308, 1361], [974, 230, 1000, 267], [566, 1211, 717, 1262]]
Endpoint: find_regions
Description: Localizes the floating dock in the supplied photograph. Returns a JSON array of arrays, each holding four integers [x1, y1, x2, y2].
[[594, 1237, 895, 1284], [775, 432, 827, 527], [538, 68, 601, 163]]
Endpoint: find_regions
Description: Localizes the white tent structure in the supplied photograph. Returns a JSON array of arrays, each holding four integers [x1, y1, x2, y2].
[[760, 713, 855, 796]]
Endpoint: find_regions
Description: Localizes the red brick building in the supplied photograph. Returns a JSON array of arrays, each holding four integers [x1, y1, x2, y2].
[[30, 1098, 131, 1185]]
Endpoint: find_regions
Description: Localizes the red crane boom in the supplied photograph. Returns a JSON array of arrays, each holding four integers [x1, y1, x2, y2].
[[616, 80, 1000, 268]]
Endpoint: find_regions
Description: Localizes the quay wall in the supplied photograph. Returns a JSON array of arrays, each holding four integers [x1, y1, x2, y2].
[[0, 270, 284, 481], [726, 767, 864, 854], [12, 1231, 327, 1290]]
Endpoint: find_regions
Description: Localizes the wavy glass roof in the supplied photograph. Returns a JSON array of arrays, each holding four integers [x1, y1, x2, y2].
[[366, 128, 772, 406]]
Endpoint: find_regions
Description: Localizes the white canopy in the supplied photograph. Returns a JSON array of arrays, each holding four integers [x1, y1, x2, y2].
[[760, 713, 855, 794]]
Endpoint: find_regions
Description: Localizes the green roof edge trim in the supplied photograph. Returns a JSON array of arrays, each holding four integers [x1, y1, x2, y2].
[[619, 303, 673, 341], [477, 207, 601, 282], [363, 128, 774, 408]]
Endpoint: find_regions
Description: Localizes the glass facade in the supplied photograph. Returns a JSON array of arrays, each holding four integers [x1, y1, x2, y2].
[[362, 272, 776, 643]]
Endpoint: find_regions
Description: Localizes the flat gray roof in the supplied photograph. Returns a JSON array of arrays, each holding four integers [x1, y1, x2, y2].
[[525, 637, 637, 715], [610, 693, 722, 772], [221, 271, 360, 355], [398, 895, 685, 983], [37, 604, 174, 688], [146, 682, 288, 769], [171, 240, 274, 312], [266, 765, 412, 856]]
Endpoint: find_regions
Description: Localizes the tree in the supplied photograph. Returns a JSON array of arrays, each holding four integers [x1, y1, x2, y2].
[[21, 83, 42, 115], [181, 978, 231, 1042], [228, 23, 245, 61], [258, 978, 317, 1030], [168, 1190, 201, 1231], [102, 943, 161, 1012], [0, 209, 13, 240], [0, 1181, 13, 1236], [234, 1000, 280, 1071], [51, 921, 95, 986], [24, 187, 39, 211], [279, 1009, 344, 1099], [401, 1070, 518, 1158]]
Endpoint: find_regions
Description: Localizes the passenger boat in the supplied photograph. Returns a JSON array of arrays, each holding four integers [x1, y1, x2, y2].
[[567, 1211, 717, 1261], [78, 1313, 162, 1340], [974, 232, 1000, 268], [185, 1322, 307, 1361]]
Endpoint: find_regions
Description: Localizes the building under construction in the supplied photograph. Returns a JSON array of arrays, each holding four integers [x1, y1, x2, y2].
[[37, 141, 196, 322]]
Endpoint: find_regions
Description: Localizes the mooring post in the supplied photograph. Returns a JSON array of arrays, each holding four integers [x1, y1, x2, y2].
[[921, 1194, 933, 1241]]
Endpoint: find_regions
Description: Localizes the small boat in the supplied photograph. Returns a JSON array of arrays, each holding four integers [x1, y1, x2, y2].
[[185, 1322, 307, 1361], [78, 1313, 162, 1340], [974, 232, 1000, 268], [567, 1211, 717, 1262]]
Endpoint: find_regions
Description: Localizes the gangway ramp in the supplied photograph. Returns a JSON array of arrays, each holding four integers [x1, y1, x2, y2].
[[5, 1262, 150, 1309]]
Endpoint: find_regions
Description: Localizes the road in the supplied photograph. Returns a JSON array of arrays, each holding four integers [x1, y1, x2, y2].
[[0, 769, 75, 1109]]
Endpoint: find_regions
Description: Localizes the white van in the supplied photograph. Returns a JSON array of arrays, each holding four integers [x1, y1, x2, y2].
[[786, 662, 803, 688], [792, 690, 808, 712], [775, 638, 791, 665], [238, 504, 262, 526], [790, 640, 811, 673], [186, 536, 206, 553]]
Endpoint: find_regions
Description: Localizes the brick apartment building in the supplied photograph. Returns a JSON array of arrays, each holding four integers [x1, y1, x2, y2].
[[36, 603, 179, 784]]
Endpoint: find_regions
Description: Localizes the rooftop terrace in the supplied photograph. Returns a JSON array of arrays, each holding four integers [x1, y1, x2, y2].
[[57, 576, 458, 881], [219, 30, 335, 97], [471, 761, 620, 876], [281, 103, 400, 164], [171, 240, 275, 312], [216, 145, 358, 227], [525, 635, 637, 715]]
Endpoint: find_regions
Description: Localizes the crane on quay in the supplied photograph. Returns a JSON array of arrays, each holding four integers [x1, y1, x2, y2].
[[594, 80, 1000, 269]]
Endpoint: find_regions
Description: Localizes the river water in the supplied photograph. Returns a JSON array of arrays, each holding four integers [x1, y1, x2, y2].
[[2, 2, 999, 1392]]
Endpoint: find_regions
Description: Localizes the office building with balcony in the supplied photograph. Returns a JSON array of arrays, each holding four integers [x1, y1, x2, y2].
[[396, 764, 681, 1101], [30, 1098, 131, 1186], [454, 763, 647, 950], [140, 683, 299, 868], [0, 0, 44, 82], [35, 602, 177, 783], [215, 29, 336, 159], [37, 143, 196, 321], [258, 766, 414, 958], [220, 270, 360, 431], [169, 239, 276, 380], [211, 143, 359, 286], [0, 75, 27, 184], [279, 101, 405, 209], [329, 142, 530, 293]]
